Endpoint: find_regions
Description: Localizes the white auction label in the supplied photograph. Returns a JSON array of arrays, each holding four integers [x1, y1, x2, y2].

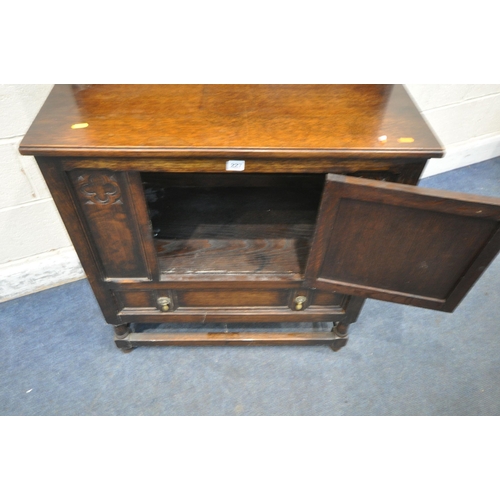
[[226, 160, 245, 171]]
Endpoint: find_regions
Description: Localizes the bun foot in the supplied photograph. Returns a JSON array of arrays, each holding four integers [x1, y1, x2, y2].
[[120, 346, 136, 354], [330, 322, 349, 352]]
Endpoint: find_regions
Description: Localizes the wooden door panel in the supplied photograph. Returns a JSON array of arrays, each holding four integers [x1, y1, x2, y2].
[[305, 174, 500, 312], [68, 169, 158, 280]]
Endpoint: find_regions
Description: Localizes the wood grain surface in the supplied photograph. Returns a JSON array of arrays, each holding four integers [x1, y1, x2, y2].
[[19, 85, 443, 159], [21, 86, 450, 349], [305, 174, 500, 311]]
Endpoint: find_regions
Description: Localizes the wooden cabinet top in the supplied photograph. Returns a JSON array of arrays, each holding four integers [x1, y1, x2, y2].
[[20, 84, 443, 159]]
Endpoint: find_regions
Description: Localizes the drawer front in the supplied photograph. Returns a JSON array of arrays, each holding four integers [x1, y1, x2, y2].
[[116, 291, 156, 309], [115, 288, 345, 310], [312, 291, 345, 307], [176, 289, 289, 308]]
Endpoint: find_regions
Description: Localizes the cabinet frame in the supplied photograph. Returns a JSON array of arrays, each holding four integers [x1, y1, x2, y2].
[[36, 156, 428, 349], [20, 83, 455, 351]]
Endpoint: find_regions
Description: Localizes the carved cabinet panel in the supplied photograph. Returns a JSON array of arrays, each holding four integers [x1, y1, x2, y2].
[[68, 169, 157, 280]]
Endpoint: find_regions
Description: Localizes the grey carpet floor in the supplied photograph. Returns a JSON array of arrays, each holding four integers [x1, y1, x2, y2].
[[1, 158, 500, 415]]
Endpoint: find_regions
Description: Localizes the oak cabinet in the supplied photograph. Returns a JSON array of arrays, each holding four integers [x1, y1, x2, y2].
[[20, 85, 500, 351]]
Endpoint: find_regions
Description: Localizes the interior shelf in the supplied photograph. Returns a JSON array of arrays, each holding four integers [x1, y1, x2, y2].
[[142, 173, 324, 278], [156, 236, 312, 276]]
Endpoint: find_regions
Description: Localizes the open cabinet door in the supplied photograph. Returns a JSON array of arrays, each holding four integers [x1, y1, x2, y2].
[[304, 174, 500, 312]]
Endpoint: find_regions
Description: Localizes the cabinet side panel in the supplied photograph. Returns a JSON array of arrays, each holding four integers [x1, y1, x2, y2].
[[35, 158, 120, 323], [68, 169, 154, 279]]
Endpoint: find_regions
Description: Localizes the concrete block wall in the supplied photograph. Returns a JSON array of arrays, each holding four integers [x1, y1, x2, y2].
[[0, 85, 84, 302], [405, 84, 500, 177], [1, 84, 499, 302]]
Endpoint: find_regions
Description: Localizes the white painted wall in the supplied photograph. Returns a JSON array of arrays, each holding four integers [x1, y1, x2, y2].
[[1, 84, 499, 301], [405, 84, 500, 177], [0, 85, 84, 302]]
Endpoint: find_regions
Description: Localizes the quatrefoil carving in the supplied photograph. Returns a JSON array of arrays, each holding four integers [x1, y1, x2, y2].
[[78, 173, 122, 205]]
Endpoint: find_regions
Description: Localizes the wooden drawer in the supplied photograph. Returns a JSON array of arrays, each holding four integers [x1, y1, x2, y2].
[[176, 289, 289, 308], [114, 288, 346, 314]]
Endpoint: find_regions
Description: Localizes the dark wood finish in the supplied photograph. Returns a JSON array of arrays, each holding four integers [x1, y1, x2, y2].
[[118, 306, 346, 323], [341, 295, 367, 325], [114, 291, 156, 309], [353, 162, 427, 185], [106, 278, 308, 289], [141, 172, 324, 188], [175, 289, 290, 308], [112, 283, 348, 324], [35, 158, 121, 324], [156, 238, 310, 277], [20, 85, 443, 159], [331, 322, 350, 352], [313, 291, 345, 307], [114, 323, 131, 339], [19, 85, 458, 351], [60, 157, 429, 175], [145, 173, 322, 277], [117, 308, 346, 324], [305, 174, 500, 311], [68, 169, 157, 279], [115, 325, 340, 348], [112, 285, 344, 307]]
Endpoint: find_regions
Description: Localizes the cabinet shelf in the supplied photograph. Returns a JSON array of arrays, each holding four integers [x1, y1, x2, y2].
[[143, 173, 323, 278], [156, 236, 311, 277]]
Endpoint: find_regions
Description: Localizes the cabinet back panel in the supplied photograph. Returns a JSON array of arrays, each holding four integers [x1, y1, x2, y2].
[[143, 173, 323, 276], [142, 177, 323, 240]]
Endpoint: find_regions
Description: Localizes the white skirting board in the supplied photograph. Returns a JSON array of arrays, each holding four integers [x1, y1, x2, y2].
[[421, 134, 500, 178], [0, 247, 85, 303]]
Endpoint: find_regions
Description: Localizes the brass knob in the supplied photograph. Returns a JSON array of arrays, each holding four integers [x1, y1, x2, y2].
[[294, 295, 307, 311], [157, 297, 171, 312]]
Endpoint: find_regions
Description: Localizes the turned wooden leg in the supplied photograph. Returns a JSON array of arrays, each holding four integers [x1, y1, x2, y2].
[[330, 322, 349, 352], [113, 324, 135, 352], [114, 323, 131, 338], [119, 346, 135, 353]]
